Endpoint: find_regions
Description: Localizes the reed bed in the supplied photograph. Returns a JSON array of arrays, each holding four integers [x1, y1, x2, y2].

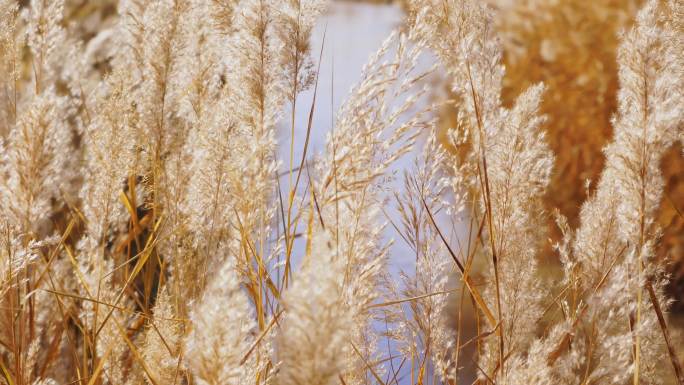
[[0, 0, 682, 384]]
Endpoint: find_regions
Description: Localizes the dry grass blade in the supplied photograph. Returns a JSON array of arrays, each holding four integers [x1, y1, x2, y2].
[[351, 341, 387, 385], [366, 289, 457, 309], [86, 339, 116, 385], [0, 359, 14, 385], [421, 194, 496, 328], [112, 318, 160, 385], [240, 309, 283, 365], [646, 280, 684, 385]]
